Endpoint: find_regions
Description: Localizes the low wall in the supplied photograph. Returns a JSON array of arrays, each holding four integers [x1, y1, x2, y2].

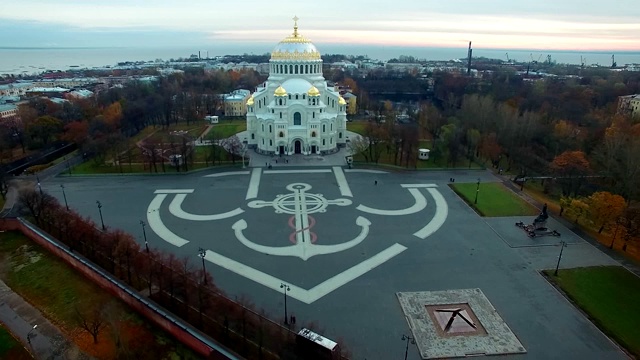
[[0, 218, 240, 360]]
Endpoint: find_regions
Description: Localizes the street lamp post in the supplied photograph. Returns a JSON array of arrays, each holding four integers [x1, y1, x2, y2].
[[66, 157, 72, 175], [554, 240, 567, 276], [140, 220, 149, 253], [60, 184, 69, 210], [36, 174, 43, 196], [610, 218, 621, 249], [474, 178, 480, 205], [27, 324, 38, 345], [280, 282, 291, 325], [401, 334, 415, 360], [198, 247, 207, 285], [96, 200, 105, 230]]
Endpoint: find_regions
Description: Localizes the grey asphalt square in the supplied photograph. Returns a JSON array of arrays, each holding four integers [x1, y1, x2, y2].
[[41, 168, 629, 360], [485, 216, 585, 248], [397, 289, 526, 359]]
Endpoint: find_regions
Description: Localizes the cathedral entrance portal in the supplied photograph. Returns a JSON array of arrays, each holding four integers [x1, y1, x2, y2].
[[294, 140, 302, 154], [311, 145, 317, 154], [279, 145, 285, 155]]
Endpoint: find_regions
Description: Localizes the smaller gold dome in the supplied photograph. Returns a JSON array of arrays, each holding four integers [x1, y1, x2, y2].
[[338, 96, 347, 105], [307, 86, 320, 97], [246, 95, 254, 106], [274, 85, 287, 97]]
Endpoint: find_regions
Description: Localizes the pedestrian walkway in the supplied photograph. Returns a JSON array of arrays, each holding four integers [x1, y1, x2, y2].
[[0, 280, 90, 359], [495, 171, 640, 277]]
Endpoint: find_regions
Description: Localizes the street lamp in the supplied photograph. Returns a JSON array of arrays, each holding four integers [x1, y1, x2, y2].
[[554, 240, 567, 276], [96, 200, 105, 230], [280, 282, 291, 325], [474, 178, 480, 205], [27, 324, 37, 345], [198, 247, 207, 285], [401, 334, 415, 360], [36, 174, 43, 196], [60, 184, 69, 210], [66, 156, 72, 175], [140, 220, 149, 253]]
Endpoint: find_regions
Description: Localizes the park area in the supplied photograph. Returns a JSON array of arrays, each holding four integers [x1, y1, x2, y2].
[[0, 231, 200, 360], [545, 266, 640, 358], [451, 181, 539, 217]]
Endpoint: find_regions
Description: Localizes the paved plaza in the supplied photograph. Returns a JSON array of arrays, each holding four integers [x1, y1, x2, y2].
[[42, 165, 628, 359]]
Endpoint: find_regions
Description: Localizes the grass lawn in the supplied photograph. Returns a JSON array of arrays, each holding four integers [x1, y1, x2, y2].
[[205, 120, 246, 140], [352, 141, 483, 169], [0, 324, 31, 359], [544, 266, 640, 357], [347, 121, 367, 135], [451, 182, 539, 217], [0, 231, 199, 359]]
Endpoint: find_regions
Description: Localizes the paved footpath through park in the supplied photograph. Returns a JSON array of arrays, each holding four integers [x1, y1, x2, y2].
[[0, 279, 91, 360]]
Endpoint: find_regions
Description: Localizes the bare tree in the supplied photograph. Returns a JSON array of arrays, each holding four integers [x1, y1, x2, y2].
[[220, 135, 243, 164], [75, 301, 108, 344]]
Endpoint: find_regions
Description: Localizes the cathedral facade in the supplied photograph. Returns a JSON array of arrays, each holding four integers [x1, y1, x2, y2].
[[246, 18, 347, 155]]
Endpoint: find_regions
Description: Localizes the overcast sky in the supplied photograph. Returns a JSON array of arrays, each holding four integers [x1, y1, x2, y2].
[[1, 0, 639, 51]]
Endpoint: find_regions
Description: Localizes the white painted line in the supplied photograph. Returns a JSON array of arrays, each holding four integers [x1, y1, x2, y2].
[[169, 194, 243, 221], [333, 166, 353, 197], [357, 188, 427, 216], [344, 169, 387, 174], [306, 243, 406, 303], [147, 194, 189, 247], [205, 243, 407, 304], [413, 188, 448, 239], [264, 169, 331, 174], [154, 189, 195, 194], [232, 216, 370, 260], [204, 171, 250, 178], [401, 184, 438, 188], [246, 168, 262, 200]]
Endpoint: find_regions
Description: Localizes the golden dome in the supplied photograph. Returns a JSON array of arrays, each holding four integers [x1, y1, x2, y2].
[[246, 95, 254, 106], [274, 85, 287, 97], [338, 96, 347, 105], [270, 16, 321, 61], [307, 86, 320, 97]]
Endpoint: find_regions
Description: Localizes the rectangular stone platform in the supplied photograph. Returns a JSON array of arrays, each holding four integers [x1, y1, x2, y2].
[[397, 289, 526, 359]]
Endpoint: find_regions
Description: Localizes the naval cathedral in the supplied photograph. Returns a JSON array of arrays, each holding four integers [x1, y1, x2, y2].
[[246, 18, 347, 155]]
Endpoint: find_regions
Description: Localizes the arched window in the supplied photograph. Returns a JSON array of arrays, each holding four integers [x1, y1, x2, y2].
[[330, 138, 333, 144], [279, 112, 282, 119], [261, 124, 264, 132], [322, 124, 326, 132], [330, 124, 333, 131], [289, 65, 293, 74], [251, 133, 255, 139], [294, 112, 301, 126], [323, 139, 325, 145], [279, 99, 282, 105], [305, 65, 309, 73], [280, 65, 283, 73], [269, 125, 272, 133], [311, 131, 316, 137], [279, 131, 284, 137], [270, 139, 272, 146], [296, 94, 298, 100], [312, 112, 315, 118], [339, 132, 342, 138], [284, 65, 288, 74], [295, 65, 298, 74]]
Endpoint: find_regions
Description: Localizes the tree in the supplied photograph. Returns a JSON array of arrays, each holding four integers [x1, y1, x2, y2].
[[25, 115, 63, 146], [587, 191, 626, 233], [75, 301, 108, 344], [569, 198, 589, 224], [549, 150, 591, 196], [347, 135, 369, 162], [220, 135, 243, 164], [61, 121, 89, 146], [18, 187, 55, 226]]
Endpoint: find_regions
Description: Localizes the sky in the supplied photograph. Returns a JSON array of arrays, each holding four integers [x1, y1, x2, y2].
[[1, 0, 639, 52]]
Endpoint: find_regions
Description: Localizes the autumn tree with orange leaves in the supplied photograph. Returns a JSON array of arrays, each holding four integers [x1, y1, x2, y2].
[[587, 191, 626, 233], [550, 150, 591, 197]]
